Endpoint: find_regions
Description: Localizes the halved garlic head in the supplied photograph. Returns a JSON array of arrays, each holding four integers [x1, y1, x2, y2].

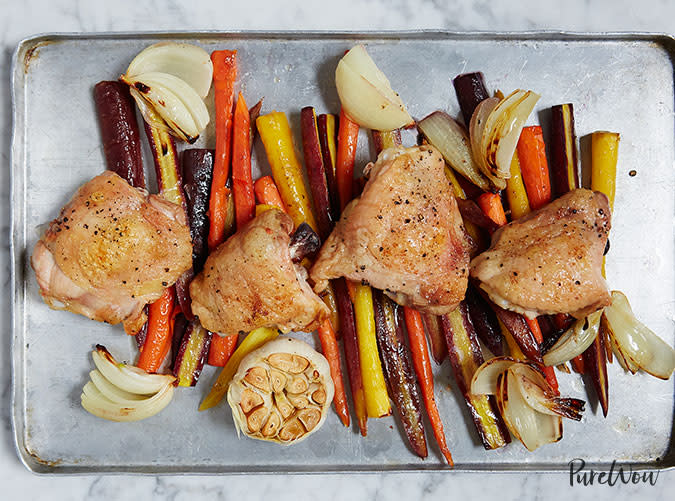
[[81, 345, 176, 422], [227, 337, 334, 445]]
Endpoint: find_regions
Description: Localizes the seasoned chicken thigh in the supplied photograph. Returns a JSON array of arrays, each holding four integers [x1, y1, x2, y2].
[[31, 171, 192, 333], [470, 189, 611, 319], [310, 145, 470, 315], [190, 209, 329, 335]]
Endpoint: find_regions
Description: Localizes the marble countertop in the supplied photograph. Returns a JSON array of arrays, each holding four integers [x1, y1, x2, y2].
[[2, 0, 673, 499]]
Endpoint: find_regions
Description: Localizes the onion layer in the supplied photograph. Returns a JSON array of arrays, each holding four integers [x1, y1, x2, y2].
[[418, 111, 492, 191], [603, 291, 675, 380], [542, 310, 602, 367]]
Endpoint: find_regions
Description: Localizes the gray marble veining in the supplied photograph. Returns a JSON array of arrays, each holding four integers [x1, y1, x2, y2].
[[1, 0, 673, 499]]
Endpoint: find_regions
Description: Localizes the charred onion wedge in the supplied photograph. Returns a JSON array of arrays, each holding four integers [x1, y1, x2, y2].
[[227, 337, 334, 445]]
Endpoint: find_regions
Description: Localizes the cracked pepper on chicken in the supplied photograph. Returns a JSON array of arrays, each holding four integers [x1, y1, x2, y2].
[[31, 171, 193, 334], [470, 188, 611, 319], [310, 145, 471, 315]]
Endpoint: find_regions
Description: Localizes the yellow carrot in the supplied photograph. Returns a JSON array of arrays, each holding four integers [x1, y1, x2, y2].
[[256, 111, 319, 231], [591, 131, 619, 211], [350, 282, 391, 418], [499, 319, 526, 360], [199, 327, 279, 411], [505, 154, 531, 220]]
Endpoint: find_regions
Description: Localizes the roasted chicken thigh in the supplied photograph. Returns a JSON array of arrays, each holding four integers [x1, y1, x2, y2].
[[31, 171, 193, 333], [470, 189, 611, 319], [190, 209, 329, 335], [310, 145, 470, 315]]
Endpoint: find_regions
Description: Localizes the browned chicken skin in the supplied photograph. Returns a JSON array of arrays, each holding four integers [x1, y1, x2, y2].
[[470, 189, 611, 319], [190, 209, 329, 335], [310, 145, 470, 315], [31, 171, 193, 333]]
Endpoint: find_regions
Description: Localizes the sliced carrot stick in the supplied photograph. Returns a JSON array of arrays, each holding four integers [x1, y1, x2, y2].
[[254, 175, 286, 210], [208, 50, 237, 251], [476, 193, 507, 228], [231, 92, 254, 229], [137, 287, 176, 373], [336, 109, 359, 210], [208, 334, 238, 367], [404, 307, 454, 465], [317, 319, 350, 427], [517, 125, 552, 210]]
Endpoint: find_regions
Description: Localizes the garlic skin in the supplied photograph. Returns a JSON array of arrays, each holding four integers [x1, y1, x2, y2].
[[227, 337, 334, 445]]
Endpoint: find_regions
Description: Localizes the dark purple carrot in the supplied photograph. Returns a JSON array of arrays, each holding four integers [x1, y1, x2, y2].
[[373, 291, 428, 458], [550, 103, 580, 198], [181, 149, 214, 274], [453, 72, 490, 126], [94, 81, 145, 188], [464, 286, 504, 356]]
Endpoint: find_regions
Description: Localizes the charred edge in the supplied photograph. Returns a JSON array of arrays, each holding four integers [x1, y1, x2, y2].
[[289, 223, 321, 262]]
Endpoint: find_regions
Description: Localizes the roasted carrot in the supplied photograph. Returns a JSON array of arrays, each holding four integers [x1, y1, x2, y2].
[[404, 307, 454, 465], [254, 175, 286, 210], [137, 287, 176, 373], [231, 92, 255, 229], [317, 319, 350, 427], [208, 50, 237, 251], [476, 193, 507, 228], [336, 109, 359, 210], [349, 282, 391, 418], [526, 316, 558, 392], [256, 111, 319, 231], [517, 125, 551, 210], [208, 334, 238, 367], [505, 154, 531, 220]]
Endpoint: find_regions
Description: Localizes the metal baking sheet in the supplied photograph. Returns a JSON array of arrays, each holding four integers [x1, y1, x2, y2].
[[10, 31, 675, 474]]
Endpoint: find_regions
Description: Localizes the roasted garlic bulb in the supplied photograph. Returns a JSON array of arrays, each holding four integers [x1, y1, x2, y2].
[[227, 337, 334, 445]]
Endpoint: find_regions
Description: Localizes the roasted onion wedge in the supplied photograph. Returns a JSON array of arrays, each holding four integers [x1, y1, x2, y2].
[[603, 291, 675, 380], [81, 346, 176, 422], [496, 370, 562, 452], [126, 42, 213, 98]]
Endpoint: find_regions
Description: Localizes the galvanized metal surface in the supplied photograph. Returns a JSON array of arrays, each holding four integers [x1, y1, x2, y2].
[[10, 31, 675, 474]]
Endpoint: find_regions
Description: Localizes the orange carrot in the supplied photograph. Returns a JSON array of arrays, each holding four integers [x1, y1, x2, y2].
[[231, 92, 254, 229], [208, 334, 238, 367], [525, 316, 558, 392], [208, 50, 237, 251], [478, 191, 559, 392], [517, 126, 551, 210], [317, 319, 350, 427], [404, 307, 454, 465], [476, 193, 507, 228], [336, 109, 359, 210], [254, 176, 285, 210], [137, 287, 176, 373]]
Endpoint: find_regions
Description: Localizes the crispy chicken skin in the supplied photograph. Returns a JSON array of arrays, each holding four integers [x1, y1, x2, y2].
[[190, 209, 329, 335], [310, 145, 470, 315], [470, 189, 611, 319], [31, 171, 193, 333]]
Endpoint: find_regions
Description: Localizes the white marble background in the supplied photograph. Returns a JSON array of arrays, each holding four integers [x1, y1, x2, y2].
[[1, 0, 673, 499]]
